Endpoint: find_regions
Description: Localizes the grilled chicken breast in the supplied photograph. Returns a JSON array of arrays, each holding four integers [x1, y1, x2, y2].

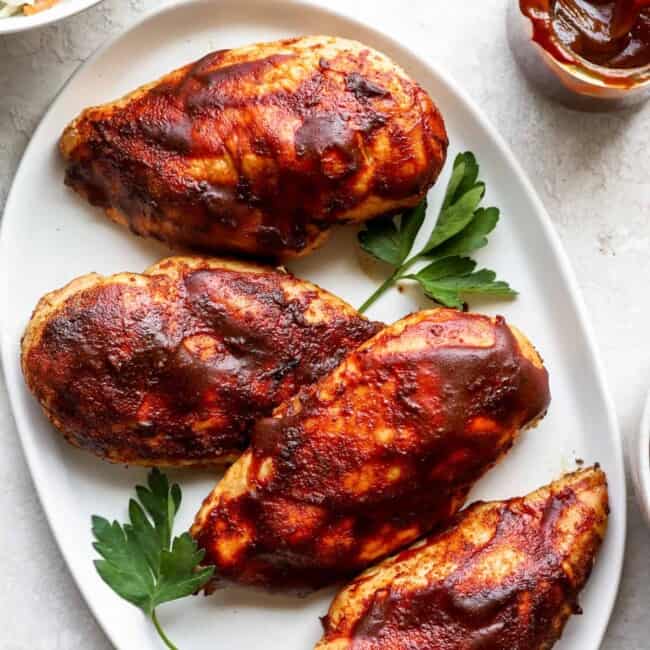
[[191, 309, 551, 590], [59, 35, 448, 259], [21, 256, 380, 466], [317, 466, 608, 650]]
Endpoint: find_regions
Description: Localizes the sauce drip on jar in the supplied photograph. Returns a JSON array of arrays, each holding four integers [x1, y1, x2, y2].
[[520, 0, 650, 70]]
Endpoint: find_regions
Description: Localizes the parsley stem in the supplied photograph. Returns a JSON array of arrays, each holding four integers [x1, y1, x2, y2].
[[358, 254, 423, 313], [359, 269, 400, 313], [151, 609, 179, 650]]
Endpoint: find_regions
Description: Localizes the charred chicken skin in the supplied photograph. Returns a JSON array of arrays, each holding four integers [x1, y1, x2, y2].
[[191, 309, 551, 590], [317, 466, 608, 650], [59, 35, 448, 259], [20, 256, 380, 466]]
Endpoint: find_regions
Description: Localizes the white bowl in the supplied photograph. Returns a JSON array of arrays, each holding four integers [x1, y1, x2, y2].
[[631, 390, 650, 524], [0, 0, 103, 35]]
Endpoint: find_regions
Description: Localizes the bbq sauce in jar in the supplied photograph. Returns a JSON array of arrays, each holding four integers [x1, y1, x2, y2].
[[508, 0, 650, 109]]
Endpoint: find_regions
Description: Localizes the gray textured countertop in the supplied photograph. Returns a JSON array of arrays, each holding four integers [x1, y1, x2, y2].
[[1, 1, 649, 648]]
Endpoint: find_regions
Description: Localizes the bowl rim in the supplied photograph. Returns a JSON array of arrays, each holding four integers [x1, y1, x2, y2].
[[0, 0, 103, 35], [632, 389, 650, 523]]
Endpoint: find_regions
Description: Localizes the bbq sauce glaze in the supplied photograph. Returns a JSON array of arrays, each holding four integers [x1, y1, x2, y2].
[[319, 468, 609, 650], [192, 311, 551, 591], [21, 262, 381, 466], [520, 0, 650, 76]]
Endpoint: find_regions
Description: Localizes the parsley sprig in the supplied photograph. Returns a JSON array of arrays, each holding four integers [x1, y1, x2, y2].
[[358, 152, 516, 312], [91, 469, 214, 650]]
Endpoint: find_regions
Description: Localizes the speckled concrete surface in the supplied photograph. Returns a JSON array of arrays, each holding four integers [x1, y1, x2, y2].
[[1, 1, 649, 648]]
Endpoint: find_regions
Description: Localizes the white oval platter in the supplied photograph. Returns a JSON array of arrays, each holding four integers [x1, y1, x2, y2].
[[0, 1, 625, 648]]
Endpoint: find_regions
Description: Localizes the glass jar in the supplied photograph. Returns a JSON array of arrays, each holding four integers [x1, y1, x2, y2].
[[507, 1, 650, 111]]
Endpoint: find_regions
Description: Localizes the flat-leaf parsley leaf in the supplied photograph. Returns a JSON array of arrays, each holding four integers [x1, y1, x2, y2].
[[92, 469, 214, 650], [357, 152, 516, 313]]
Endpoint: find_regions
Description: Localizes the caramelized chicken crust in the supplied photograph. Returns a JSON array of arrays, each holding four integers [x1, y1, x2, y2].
[[191, 309, 551, 590], [317, 466, 608, 650], [59, 35, 448, 259], [20, 256, 380, 466]]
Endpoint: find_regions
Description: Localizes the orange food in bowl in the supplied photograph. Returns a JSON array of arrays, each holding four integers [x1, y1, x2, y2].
[[23, 0, 59, 15]]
